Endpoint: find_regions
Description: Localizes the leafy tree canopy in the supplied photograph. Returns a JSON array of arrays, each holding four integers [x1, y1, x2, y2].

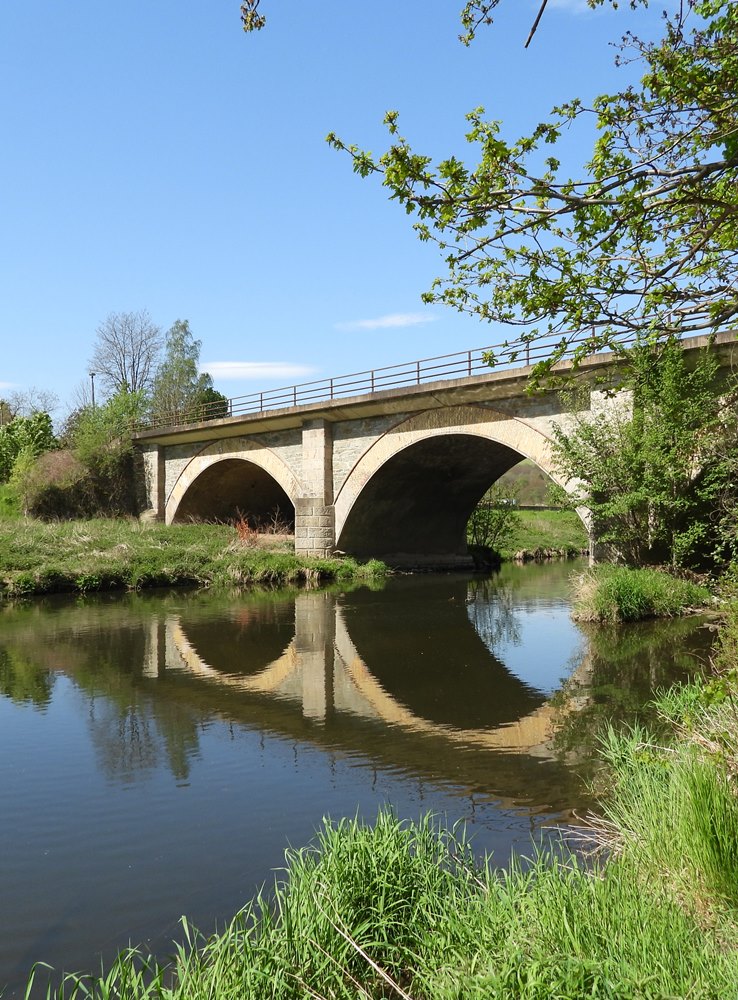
[[324, 1, 738, 381], [552, 337, 738, 570], [0, 412, 57, 484], [73, 389, 149, 472], [150, 320, 228, 424]]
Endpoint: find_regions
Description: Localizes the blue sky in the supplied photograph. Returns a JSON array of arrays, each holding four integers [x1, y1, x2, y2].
[[0, 0, 670, 415]]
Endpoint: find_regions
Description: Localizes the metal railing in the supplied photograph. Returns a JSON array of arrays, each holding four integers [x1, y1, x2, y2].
[[139, 328, 611, 432]]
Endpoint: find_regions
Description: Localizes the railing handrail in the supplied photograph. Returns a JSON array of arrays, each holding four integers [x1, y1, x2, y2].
[[137, 327, 621, 432]]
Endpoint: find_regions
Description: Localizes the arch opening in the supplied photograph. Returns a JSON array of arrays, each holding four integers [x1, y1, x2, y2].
[[173, 458, 295, 528], [337, 434, 526, 562]]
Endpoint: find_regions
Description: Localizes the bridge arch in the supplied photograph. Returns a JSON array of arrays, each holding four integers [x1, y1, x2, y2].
[[166, 437, 299, 525], [334, 405, 582, 559]]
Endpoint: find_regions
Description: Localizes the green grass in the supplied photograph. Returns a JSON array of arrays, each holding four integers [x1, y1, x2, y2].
[[499, 509, 589, 560], [0, 484, 20, 520], [23, 810, 738, 1000], [572, 565, 710, 623], [597, 726, 738, 907], [0, 519, 386, 598]]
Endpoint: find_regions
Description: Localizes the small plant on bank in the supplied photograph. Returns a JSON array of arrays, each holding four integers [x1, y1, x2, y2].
[[233, 512, 259, 547], [467, 484, 520, 555]]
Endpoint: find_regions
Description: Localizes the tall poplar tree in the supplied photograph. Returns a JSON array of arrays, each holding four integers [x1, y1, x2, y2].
[[150, 320, 227, 424]]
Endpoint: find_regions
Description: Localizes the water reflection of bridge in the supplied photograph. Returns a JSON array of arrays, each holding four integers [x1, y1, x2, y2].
[[0, 574, 595, 812], [143, 588, 585, 757]]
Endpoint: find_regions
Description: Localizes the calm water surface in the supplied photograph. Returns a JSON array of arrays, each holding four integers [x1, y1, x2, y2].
[[0, 561, 712, 995]]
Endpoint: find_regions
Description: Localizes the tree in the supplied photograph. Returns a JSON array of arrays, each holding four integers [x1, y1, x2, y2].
[[242, 1, 534, 44], [467, 483, 520, 553], [0, 412, 57, 483], [150, 320, 228, 424], [72, 388, 149, 472], [90, 310, 162, 397], [0, 387, 59, 422], [324, 1, 738, 382], [551, 338, 738, 570]]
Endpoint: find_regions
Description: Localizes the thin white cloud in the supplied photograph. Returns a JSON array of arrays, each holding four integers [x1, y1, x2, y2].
[[0, 382, 15, 390], [335, 312, 437, 332], [203, 361, 317, 381]]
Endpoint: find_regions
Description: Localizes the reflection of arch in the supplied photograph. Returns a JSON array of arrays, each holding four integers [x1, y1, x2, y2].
[[333, 607, 557, 753], [166, 438, 299, 525], [165, 606, 561, 756], [168, 617, 300, 694], [333, 406, 585, 557]]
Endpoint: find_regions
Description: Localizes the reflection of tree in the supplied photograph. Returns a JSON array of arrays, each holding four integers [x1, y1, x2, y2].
[[1, 616, 204, 783], [550, 616, 714, 778], [88, 699, 159, 781], [0, 647, 54, 707], [78, 645, 203, 784], [465, 577, 522, 651]]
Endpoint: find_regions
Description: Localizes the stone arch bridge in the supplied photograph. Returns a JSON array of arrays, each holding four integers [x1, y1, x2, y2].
[[133, 333, 731, 567]]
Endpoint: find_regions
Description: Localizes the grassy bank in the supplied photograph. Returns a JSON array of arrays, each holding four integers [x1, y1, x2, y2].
[[0, 519, 386, 598], [27, 797, 738, 999], [572, 565, 711, 623], [500, 508, 588, 560]]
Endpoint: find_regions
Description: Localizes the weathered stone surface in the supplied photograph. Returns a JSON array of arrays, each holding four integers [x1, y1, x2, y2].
[[135, 340, 738, 558]]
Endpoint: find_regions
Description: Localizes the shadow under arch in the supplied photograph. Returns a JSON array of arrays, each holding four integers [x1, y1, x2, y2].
[[166, 438, 298, 525], [333, 405, 586, 560]]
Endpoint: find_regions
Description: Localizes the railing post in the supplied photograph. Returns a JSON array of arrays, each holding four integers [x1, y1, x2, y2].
[[293, 386, 297, 406], [371, 370, 375, 392], [467, 351, 472, 376], [416, 360, 420, 384], [259, 392, 263, 412], [526, 343, 530, 366], [330, 377, 334, 399]]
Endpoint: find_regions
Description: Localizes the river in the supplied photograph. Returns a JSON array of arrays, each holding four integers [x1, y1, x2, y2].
[[0, 560, 712, 996]]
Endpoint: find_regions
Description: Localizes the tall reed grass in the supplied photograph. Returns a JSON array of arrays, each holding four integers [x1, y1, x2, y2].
[[23, 810, 738, 999], [572, 565, 709, 623]]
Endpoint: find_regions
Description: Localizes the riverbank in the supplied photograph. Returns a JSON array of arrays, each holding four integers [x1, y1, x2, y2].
[[0, 510, 587, 600], [572, 565, 712, 623], [0, 519, 386, 598], [500, 508, 588, 561]]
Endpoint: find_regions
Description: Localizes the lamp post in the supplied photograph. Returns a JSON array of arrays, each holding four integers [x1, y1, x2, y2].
[[89, 372, 96, 410]]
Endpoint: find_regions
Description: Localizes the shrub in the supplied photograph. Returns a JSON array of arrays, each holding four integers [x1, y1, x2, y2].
[[573, 566, 709, 623]]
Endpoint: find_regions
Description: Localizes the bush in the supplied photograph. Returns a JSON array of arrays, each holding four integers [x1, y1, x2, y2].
[[573, 566, 709, 623], [467, 484, 520, 552], [11, 448, 139, 520], [0, 483, 20, 519]]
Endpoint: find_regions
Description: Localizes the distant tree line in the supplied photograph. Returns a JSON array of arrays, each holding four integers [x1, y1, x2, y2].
[[0, 312, 228, 520]]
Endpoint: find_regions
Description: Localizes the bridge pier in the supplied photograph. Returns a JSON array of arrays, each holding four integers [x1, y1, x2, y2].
[[295, 419, 336, 558]]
